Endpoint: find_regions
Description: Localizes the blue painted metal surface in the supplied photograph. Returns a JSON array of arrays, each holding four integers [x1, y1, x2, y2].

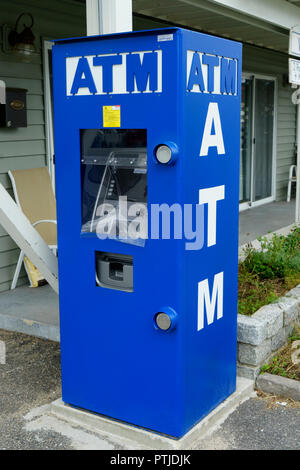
[[52, 27, 242, 438]]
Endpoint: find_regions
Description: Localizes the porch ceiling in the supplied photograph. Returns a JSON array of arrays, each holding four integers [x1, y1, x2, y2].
[[132, 0, 297, 53], [287, 0, 300, 6]]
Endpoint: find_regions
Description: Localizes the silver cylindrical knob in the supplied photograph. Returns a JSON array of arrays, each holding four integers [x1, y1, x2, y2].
[[155, 145, 172, 164], [155, 312, 172, 331]]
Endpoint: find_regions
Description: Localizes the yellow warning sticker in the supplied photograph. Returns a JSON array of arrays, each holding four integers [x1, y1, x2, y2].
[[103, 105, 121, 127]]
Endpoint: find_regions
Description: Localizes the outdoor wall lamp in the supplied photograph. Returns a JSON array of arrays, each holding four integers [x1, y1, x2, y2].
[[8, 13, 38, 60]]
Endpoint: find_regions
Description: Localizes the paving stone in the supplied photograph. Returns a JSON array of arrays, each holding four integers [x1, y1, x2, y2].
[[237, 363, 260, 381], [237, 314, 267, 346], [271, 330, 286, 352], [284, 324, 296, 340], [253, 304, 283, 339], [285, 285, 300, 299], [256, 373, 300, 401], [277, 296, 300, 327], [238, 340, 272, 366]]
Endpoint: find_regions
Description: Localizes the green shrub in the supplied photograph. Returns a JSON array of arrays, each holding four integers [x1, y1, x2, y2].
[[243, 228, 300, 280], [238, 227, 300, 315]]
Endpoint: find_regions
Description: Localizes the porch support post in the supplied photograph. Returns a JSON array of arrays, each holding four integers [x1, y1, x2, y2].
[[86, 0, 132, 36], [292, 87, 300, 223], [86, 0, 101, 36], [296, 100, 300, 223]]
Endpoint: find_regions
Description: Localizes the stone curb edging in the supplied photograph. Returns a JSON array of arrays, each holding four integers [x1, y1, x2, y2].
[[237, 284, 300, 380], [256, 372, 300, 402]]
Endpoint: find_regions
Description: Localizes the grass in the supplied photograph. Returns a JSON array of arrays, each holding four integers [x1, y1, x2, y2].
[[238, 226, 300, 316]]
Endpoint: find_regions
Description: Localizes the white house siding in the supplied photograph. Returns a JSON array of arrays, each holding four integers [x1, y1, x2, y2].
[[0, 0, 85, 292]]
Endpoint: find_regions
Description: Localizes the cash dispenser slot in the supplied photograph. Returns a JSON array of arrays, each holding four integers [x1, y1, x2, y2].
[[95, 251, 133, 292], [80, 129, 147, 236]]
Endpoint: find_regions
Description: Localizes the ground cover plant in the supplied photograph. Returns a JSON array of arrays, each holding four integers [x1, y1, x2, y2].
[[260, 327, 300, 381], [238, 227, 300, 316]]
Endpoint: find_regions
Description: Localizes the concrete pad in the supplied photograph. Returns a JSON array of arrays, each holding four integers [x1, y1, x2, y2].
[[31, 377, 254, 450], [0, 285, 59, 342], [24, 405, 116, 450], [239, 201, 296, 246]]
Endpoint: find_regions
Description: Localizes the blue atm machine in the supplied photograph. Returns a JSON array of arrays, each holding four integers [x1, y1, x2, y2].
[[52, 27, 242, 438]]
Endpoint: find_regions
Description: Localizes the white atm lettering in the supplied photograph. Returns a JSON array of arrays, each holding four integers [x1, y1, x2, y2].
[[198, 272, 224, 331], [189, 49, 238, 332], [66, 50, 162, 96], [200, 102, 225, 156], [187, 51, 237, 95], [199, 185, 225, 247]]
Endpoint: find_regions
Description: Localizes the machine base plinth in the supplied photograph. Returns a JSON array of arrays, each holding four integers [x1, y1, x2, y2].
[[48, 378, 253, 450]]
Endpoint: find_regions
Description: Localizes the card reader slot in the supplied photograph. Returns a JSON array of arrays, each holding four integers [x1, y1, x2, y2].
[[95, 252, 133, 292]]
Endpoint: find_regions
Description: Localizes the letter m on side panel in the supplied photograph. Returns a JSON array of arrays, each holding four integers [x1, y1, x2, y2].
[[198, 272, 223, 331]]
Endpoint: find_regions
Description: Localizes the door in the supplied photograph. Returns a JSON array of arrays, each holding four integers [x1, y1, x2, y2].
[[253, 78, 275, 202], [239, 75, 276, 209], [240, 77, 253, 204]]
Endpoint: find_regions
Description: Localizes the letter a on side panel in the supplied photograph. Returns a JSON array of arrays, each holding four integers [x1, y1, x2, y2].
[[200, 103, 225, 156]]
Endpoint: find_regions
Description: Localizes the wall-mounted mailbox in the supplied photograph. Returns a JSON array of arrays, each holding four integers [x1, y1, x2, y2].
[[0, 86, 28, 128]]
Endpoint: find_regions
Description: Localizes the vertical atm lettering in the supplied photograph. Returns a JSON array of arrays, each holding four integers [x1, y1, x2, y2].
[[52, 28, 242, 438]]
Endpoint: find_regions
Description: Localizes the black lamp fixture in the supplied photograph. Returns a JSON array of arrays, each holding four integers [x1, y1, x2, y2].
[[8, 13, 37, 59]]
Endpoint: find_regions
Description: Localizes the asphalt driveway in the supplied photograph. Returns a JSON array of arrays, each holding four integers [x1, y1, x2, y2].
[[0, 329, 299, 450]]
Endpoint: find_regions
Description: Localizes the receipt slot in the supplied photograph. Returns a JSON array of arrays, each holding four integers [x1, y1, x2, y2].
[[52, 28, 242, 438]]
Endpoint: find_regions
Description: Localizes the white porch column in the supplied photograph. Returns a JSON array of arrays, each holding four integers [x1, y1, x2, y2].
[[292, 88, 300, 223], [296, 102, 300, 223], [86, 0, 132, 36]]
